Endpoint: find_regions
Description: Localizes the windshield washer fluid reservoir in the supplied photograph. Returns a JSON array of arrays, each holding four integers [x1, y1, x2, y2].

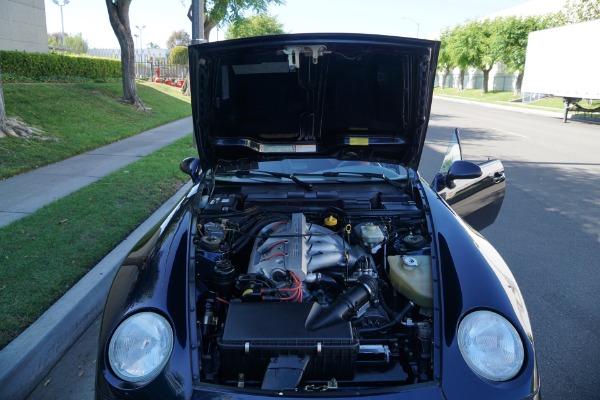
[[387, 255, 432, 308]]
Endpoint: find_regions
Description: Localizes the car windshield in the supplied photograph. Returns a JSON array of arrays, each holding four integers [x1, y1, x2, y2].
[[214, 158, 408, 182]]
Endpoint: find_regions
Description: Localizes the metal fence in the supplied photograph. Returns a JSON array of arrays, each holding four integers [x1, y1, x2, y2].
[[87, 48, 188, 82], [135, 59, 188, 82], [435, 73, 516, 92]]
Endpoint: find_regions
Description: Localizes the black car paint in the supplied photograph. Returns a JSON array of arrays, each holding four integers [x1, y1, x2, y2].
[[96, 199, 196, 400], [432, 159, 507, 232], [421, 183, 539, 399], [96, 33, 537, 400], [95, 176, 539, 400]]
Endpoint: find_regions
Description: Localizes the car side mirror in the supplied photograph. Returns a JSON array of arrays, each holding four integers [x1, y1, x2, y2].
[[445, 160, 482, 189], [180, 157, 201, 183]]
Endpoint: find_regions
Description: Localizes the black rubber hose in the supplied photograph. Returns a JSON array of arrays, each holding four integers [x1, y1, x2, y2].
[[377, 287, 398, 319], [231, 214, 287, 254], [358, 300, 415, 335]]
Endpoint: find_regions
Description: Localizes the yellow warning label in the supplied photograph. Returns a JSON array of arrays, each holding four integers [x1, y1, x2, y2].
[[349, 137, 369, 146]]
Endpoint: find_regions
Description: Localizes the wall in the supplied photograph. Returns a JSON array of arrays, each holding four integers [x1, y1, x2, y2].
[[435, 66, 519, 92], [0, 0, 48, 53]]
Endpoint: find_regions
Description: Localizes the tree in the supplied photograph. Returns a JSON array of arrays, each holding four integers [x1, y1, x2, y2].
[[557, 0, 600, 24], [169, 45, 189, 65], [445, 24, 471, 91], [0, 71, 49, 139], [225, 14, 285, 39], [105, 0, 147, 110], [437, 28, 454, 89], [170, 46, 190, 93], [147, 42, 160, 49], [496, 15, 554, 94], [463, 19, 502, 94], [0, 72, 6, 137], [48, 32, 89, 54], [167, 30, 191, 49], [203, 0, 285, 40]]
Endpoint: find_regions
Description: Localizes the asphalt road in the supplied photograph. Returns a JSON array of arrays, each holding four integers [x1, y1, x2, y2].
[[27, 98, 600, 400], [424, 98, 600, 400]]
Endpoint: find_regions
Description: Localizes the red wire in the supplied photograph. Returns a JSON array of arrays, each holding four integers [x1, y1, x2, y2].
[[216, 297, 229, 305], [264, 251, 286, 261], [269, 221, 288, 233], [264, 239, 286, 252], [279, 271, 302, 302]]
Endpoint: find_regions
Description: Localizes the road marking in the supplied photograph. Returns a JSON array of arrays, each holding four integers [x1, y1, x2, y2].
[[491, 127, 530, 139]]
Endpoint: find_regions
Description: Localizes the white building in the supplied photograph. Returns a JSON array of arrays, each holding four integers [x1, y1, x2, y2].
[[0, 0, 48, 53]]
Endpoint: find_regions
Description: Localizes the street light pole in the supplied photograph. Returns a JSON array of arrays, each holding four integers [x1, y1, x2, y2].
[[135, 25, 146, 62], [135, 25, 146, 50], [401, 17, 420, 38], [52, 0, 70, 49]]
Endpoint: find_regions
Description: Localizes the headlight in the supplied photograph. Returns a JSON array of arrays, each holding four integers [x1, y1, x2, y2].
[[457, 310, 524, 381], [108, 312, 173, 382]]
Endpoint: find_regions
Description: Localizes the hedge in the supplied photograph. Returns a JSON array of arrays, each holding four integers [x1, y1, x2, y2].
[[0, 51, 121, 81]]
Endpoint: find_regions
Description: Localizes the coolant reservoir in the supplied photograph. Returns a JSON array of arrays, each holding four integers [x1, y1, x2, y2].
[[387, 255, 433, 308]]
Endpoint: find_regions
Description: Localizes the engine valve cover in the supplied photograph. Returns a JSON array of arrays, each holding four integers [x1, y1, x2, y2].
[[248, 213, 365, 280]]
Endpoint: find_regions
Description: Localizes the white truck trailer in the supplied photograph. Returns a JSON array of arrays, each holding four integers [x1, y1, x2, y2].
[[521, 19, 600, 122]]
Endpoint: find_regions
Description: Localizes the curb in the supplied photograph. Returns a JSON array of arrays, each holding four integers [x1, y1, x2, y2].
[[435, 95, 600, 125], [434, 95, 566, 119], [0, 180, 193, 400]]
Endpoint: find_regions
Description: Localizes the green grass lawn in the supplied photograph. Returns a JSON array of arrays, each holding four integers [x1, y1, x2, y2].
[[0, 135, 195, 348], [434, 88, 600, 120], [434, 87, 521, 102], [434, 87, 565, 110], [0, 82, 191, 180]]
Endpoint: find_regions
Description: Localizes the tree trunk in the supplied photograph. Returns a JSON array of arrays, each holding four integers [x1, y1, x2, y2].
[[0, 71, 6, 138], [514, 71, 524, 96], [458, 69, 465, 91], [0, 71, 6, 122], [0, 70, 55, 140], [105, 0, 147, 110], [204, 20, 217, 41], [181, 69, 191, 96], [440, 65, 449, 90], [481, 68, 491, 94]]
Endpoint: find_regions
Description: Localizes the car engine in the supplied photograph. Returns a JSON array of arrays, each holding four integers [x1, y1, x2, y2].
[[193, 187, 433, 391]]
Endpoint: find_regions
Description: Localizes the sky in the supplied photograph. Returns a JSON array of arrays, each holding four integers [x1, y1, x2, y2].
[[43, 0, 566, 50]]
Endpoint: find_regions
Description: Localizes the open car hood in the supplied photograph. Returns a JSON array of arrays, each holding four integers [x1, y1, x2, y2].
[[188, 33, 439, 170]]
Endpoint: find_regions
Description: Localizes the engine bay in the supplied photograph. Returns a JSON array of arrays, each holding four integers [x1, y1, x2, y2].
[[193, 183, 434, 391]]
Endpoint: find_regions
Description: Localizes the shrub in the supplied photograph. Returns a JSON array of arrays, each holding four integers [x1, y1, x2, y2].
[[0, 51, 121, 82], [168, 46, 188, 66]]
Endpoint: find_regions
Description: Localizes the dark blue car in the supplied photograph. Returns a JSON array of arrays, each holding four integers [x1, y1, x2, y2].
[[95, 33, 539, 400]]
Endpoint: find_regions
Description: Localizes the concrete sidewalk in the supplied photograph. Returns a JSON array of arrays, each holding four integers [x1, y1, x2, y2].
[[0, 116, 193, 227]]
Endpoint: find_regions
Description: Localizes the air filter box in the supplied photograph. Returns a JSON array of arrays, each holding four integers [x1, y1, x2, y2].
[[217, 302, 358, 382]]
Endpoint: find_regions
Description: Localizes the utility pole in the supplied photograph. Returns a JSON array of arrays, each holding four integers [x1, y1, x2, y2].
[[188, 0, 205, 44]]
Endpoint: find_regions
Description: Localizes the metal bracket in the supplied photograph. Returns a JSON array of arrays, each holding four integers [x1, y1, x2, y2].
[[283, 45, 328, 70]]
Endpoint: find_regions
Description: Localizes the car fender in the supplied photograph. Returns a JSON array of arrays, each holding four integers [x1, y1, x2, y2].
[[96, 190, 197, 400], [421, 182, 539, 400]]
